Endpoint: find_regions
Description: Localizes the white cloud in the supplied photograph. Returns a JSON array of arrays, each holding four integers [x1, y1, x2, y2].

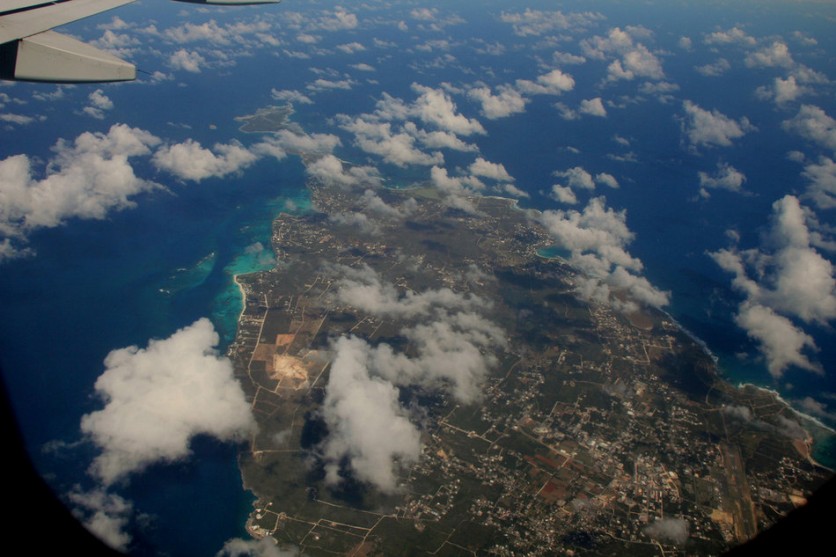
[[554, 167, 595, 190], [0, 124, 160, 258], [270, 89, 313, 105], [336, 41, 365, 54], [320, 336, 422, 493], [307, 78, 354, 92], [595, 172, 619, 188], [83, 89, 114, 120], [581, 27, 664, 82], [704, 27, 756, 46], [68, 488, 133, 551], [579, 97, 607, 117], [429, 165, 482, 214], [695, 58, 731, 77], [168, 49, 206, 73], [711, 195, 835, 376], [316, 8, 358, 31], [538, 197, 669, 310], [698, 163, 747, 197], [551, 185, 578, 204], [681, 100, 755, 148], [499, 9, 603, 37], [319, 270, 507, 491], [783, 105, 836, 152], [152, 139, 258, 182], [468, 85, 528, 119], [801, 156, 836, 209], [305, 154, 382, 188], [745, 41, 794, 69], [756, 76, 808, 105], [80, 318, 255, 486], [253, 129, 341, 159], [217, 538, 300, 557], [469, 157, 514, 182], [516, 69, 575, 95], [341, 118, 443, 167], [644, 518, 690, 544], [411, 84, 486, 136]]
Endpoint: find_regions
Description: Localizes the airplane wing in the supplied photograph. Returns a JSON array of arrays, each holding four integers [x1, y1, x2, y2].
[[0, 0, 279, 83]]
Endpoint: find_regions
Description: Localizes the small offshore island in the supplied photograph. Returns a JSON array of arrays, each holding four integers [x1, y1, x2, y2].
[[226, 157, 832, 555]]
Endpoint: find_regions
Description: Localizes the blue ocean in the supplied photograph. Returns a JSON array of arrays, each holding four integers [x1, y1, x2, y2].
[[1, 1, 834, 554]]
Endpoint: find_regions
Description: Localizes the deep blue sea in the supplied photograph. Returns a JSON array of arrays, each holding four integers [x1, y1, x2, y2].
[[1, 1, 834, 554]]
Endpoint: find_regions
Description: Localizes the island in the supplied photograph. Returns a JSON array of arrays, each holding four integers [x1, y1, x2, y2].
[[227, 159, 832, 556]]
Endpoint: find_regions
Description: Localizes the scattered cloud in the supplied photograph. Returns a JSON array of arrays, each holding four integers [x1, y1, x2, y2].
[[217, 538, 300, 557], [745, 41, 794, 69], [0, 124, 160, 261], [168, 49, 206, 73], [152, 139, 258, 182], [711, 195, 835, 377], [681, 100, 755, 148], [498, 9, 603, 37], [801, 156, 836, 209], [644, 518, 690, 544], [695, 58, 731, 77], [516, 69, 576, 96], [538, 197, 669, 310], [579, 97, 607, 117], [704, 27, 756, 46], [305, 154, 382, 188], [270, 89, 313, 105], [82, 89, 114, 120], [468, 85, 528, 119], [68, 488, 133, 551], [80, 318, 255, 486], [320, 268, 506, 491], [783, 105, 836, 152], [581, 27, 665, 82], [698, 163, 747, 197]]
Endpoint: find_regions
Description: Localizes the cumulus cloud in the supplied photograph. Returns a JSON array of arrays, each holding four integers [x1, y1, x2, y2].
[[516, 69, 575, 96], [320, 336, 422, 492], [579, 97, 607, 117], [68, 488, 133, 551], [698, 163, 747, 197], [644, 518, 690, 544], [711, 195, 835, 376], [305, 154, 382, 188], [217, 538, 300, 557], [756, 76, 809, 105], [468, 85, 528, 119], [581, 27, 664, 82], [470, 157, 514, 182], [340, 118, 443, 167], [783, 105, 836, 152], [704, 27, 756, 46], [499, 9, 603, 37], [411, 84, 486, 136], [331, 263, 483, 319], [0, 124, 160, 260], [320, 270, 506, 491], [801, 156, 836, 209], [681, 100, 755, 148], [538, 197, 669, 310], [83, 89, 114, 120], [152, 139, 257, 182], [80, 318, 255, 486], [745, 41, 794, 69], [270, 89, 313, 105], [695, 58, 731, 77], [168, 49, 206, 73], [429, 165, 482, 214]]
